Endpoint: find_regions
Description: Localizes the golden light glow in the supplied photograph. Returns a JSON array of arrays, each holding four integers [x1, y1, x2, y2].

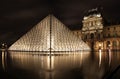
[[8, 51, 90, 72], [108, 49, 111, 66], [47, 56, 50, 70], [99, 43, 102, 47], [99, 49, 102, 67], [96, 14, 101, 17], [84, 17, 88, 20], [9, 15, 90, 52], [2, 51, 5, 70]]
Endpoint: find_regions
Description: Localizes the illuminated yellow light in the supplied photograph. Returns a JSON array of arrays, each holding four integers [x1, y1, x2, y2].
[[99, 50, 102, 67], [99, 44, 102, 47], [108, 49, 111, 66], [84, 17, 88, 20], [96, 14, 101, 17], [8, 15, 90, 52]]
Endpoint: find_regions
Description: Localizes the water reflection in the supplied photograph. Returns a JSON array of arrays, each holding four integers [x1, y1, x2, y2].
[[99, 50, 102, 67], [1, 51, 120, 79], [108, 49, 112, 66], [9, 52, 90, 71], [2, 50, 7, 71]]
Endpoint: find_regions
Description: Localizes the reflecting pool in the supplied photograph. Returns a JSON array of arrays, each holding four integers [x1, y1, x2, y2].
[[1, 50, 120, 79]]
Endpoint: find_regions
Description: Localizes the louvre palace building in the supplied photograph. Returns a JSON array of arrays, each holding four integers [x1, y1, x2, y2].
[[76, 8, 120, 51]]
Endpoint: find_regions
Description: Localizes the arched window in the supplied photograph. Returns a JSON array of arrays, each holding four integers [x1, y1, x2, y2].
[[114, 33, 117, 37], [106, 41, 110, 48], [112, 41, 117, 49], [91, 33, 94, 39]]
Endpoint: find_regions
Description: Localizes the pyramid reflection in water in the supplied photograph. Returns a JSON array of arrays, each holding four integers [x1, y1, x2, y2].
[[9, 15, 90, 51]]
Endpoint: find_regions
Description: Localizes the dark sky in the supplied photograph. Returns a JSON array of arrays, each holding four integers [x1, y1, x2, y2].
[[0, 0, 120, 45]]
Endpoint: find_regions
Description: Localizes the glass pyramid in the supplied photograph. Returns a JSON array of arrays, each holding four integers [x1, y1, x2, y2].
[[9, 15, 90, 51]]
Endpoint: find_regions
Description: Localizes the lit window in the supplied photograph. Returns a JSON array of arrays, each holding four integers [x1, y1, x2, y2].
[[96, 14, 101, 17]]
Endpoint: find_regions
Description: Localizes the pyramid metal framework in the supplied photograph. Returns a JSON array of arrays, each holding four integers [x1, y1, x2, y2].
[[9, 15, 90, 51]]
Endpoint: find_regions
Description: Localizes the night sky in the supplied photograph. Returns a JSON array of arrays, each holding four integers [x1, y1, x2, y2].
[[0, 0, 120, 46]]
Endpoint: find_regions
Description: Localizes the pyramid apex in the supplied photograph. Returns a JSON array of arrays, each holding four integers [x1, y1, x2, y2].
[[48, 14, 54, 17]]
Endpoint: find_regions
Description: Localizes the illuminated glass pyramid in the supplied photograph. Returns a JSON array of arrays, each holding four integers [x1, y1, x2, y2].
[[9, 15, 90, 51]]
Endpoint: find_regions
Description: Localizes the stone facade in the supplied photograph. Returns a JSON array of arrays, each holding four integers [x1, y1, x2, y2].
[[102, 25, 120, 51], [74, 8, 120, 51]]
